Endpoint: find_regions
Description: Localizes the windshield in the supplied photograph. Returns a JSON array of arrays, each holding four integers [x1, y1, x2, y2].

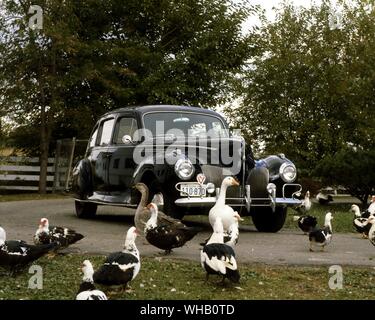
[[143, 112, 229, 138]]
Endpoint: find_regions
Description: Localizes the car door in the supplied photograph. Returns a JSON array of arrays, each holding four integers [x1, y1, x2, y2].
[[104, 114, 139, 204], [88, 116, 115, 201]]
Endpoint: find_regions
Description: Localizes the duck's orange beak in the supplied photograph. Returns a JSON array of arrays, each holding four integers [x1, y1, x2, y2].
[[232, 179, 240, 186]]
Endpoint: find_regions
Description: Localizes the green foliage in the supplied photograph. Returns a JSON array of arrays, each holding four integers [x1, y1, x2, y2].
[[314, 148, 375, 204], [227, 0, 375, 173], [0, 0, 253, 154]]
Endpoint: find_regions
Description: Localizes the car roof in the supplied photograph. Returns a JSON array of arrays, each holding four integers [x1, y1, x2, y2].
[[102, 105, 223, 117]]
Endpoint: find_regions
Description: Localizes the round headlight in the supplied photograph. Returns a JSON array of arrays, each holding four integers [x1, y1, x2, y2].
[[279, 163, 297, 183], [174, 158, 195, 180]]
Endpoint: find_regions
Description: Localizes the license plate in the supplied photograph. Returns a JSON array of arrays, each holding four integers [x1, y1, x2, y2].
[[180, 184, 206, 197]]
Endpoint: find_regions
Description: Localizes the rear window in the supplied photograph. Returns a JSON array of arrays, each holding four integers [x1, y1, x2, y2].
[[99, 118, 115, 146]]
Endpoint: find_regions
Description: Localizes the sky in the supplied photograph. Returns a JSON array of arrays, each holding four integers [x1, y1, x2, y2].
[[243, 0, 337, 31]]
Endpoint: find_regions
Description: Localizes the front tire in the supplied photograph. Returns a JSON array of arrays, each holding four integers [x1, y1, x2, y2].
[[75, 201, 97, 219], [251, 207, 287, 232]]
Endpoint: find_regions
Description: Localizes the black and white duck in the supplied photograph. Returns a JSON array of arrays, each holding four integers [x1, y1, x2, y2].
[[134, 183, 184, 237], [294, 191, 312, 214], [200, 217, 240, 284], [144, 203, 201, 254], [308, 212, 333, 252], [316, 192, 334, 205], [350, 204, 373, 238], [34, 218, 84, 249], [0, 226, 58, 274], [293, 215, 317, 234], [208, 177, 243, 232], [350, 204, 372, 218], [93, 227, 140, 291], [76, 260, 108, 300]]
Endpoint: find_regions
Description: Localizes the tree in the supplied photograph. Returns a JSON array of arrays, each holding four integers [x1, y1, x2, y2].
[[0, 0, 253, 193], [227, 0, 375, 175], [314, 148, 375, 207]]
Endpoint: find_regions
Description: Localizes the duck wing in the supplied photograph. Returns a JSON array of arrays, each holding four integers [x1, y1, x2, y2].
[[146, 223, 200, 251], [93, 252, 139, 286], [200, 243, 240, 283], [157, 212, 185, 227], [309, 226, 331, 243], [0, 241, 57, 270], [49, 225, 84, 247]]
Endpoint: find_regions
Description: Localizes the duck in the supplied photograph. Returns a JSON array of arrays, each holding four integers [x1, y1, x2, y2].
[[368, 195, 375, 215], [76, 260, 108, 300], [34, 218, 84, 249], [0, 226, 58, 274], [293, 215, 317, 234], [133, 183, 184, 237], [200, 212, 242, 247], [350, 204, 372, 219], [353, 217, 371, 238], [224, 219, 239, 248], [144, 203, 201, 254], [316, 192, 334, 205], [208, 177, 243, 232], [93, 226, 140, 291], [200, 217, 240, 284], [294, 191, 312, 214], [350, 204, 373, 238], [308, 212, 333, 252], [366, 216, 375, 246]]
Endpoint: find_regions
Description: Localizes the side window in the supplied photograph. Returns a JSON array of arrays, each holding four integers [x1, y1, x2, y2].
[[114, 117, 138, 144], [89, 126, 99, 148], [99, 118, 115, 146]]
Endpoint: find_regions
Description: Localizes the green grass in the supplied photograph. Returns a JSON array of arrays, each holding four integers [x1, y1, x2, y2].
[[0, 254, 374, 300], [0, 193, 67, 202]]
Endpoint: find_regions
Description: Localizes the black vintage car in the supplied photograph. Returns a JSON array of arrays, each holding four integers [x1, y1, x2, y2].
[[71, 105, 303, 232]]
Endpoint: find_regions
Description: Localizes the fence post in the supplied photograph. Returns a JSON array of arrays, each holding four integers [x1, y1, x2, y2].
[[53, 140, 61, 192]]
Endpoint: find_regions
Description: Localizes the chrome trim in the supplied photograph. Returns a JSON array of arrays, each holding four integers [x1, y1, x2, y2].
[[174, 158, 195, 180], [174, 183, 304, 210], [279, 162, 297, 183]]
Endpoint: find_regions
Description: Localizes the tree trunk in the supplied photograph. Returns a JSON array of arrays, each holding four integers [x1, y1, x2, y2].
[[39, 103, 49, 194]]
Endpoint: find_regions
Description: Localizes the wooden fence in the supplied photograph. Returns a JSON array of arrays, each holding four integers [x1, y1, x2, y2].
[[0, 139, 88, 193], [0, 156, 55, 191]]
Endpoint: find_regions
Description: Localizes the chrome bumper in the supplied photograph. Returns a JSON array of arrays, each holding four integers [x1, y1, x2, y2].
[[174, 183, 303, 212]]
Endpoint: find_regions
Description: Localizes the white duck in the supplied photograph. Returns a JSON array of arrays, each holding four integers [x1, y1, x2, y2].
[[367, 216, 375, 246], [208, 177, 243, 232], [368, 195, 375, 215]]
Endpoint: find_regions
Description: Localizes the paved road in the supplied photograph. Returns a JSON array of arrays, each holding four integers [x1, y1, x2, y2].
[[1, 199, 375, 267]]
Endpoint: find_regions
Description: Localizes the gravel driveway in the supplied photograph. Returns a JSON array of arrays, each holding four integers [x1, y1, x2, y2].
[[1, 198, 375, 267]]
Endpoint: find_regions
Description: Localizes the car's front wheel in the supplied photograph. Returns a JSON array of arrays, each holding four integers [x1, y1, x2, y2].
[[75, 201, 97, 219], [251, 206, 287, 232]]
